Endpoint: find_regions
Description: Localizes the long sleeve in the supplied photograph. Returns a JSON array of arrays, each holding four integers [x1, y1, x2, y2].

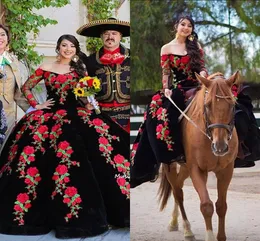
[[21, 68, 45, 108], [0, 101, 7, 145], [161, 55, 171, 89]]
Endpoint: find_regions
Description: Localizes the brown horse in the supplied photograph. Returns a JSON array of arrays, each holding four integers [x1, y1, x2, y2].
[[158, 72, 240, 241]]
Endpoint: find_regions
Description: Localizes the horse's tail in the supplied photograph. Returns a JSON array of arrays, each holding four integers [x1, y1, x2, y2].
[[158, 165, 172, 211]]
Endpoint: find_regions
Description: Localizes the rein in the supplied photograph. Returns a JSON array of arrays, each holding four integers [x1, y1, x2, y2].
[[166, 89, 235, 142], [166, 94, 211, 140]]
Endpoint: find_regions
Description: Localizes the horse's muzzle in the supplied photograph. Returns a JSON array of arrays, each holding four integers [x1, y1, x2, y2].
[[211, 142, 229, 156]]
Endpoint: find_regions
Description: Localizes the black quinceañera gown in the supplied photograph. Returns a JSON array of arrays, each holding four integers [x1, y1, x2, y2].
[[131, 52, 260, 188], [0, 68, 130, 238]]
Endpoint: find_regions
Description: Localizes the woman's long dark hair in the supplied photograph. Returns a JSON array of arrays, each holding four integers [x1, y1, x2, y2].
[[56, 34, 87, 77], [0, 24, 10, 43], [174, 15, 203, 73]]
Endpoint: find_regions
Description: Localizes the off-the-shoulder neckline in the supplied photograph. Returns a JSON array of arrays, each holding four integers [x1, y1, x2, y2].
[[38, 68, 74, 75], [161, 53, 188, 57]]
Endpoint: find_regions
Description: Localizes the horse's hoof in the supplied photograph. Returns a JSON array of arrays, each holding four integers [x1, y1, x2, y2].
[[184, 230, 195, 237], [168, 223, 178, 231], [184, 236, 196, 241]]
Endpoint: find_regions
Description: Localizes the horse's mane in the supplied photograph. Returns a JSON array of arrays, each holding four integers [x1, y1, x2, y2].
[[188, 75, 236, 121]]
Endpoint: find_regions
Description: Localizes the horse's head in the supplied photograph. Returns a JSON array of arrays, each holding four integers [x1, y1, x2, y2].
[[195, 71, 240, 156]]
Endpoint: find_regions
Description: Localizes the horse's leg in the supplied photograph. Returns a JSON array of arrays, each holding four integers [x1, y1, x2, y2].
[[162, 163, 179, 231], [168, 201, 179, 231], [190, 166, 217, 241], [215, 162, 233, 241], [165, 164, 194, 238]]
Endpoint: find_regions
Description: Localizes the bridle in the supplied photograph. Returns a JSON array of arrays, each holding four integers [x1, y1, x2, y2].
[[204, 90, 235, 141], [166, 88, 235, 142]]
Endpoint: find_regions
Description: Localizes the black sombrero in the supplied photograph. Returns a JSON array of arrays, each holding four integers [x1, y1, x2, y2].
[[77, 18, 130, 38]]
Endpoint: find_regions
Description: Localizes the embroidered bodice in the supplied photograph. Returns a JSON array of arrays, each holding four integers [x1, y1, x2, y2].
[[21, 68, 79, 108], [161, 49, 207, 91]]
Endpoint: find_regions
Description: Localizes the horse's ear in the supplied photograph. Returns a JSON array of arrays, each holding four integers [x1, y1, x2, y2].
[[227, 70, 240, 87], [195, 72, 211, 88]]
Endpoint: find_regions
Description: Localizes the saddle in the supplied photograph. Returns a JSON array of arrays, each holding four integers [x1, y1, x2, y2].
[[178, 87, 198, 122]]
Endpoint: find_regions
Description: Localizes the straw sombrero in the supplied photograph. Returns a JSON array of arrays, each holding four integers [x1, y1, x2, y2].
[[77, 18, 130, 38]]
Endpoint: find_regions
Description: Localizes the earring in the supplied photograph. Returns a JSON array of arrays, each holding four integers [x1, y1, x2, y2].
[[72, 54, 79, 63], [188, 34, 194, 41]]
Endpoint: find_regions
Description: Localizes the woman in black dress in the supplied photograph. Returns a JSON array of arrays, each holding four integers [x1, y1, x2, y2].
[[0, 34, 129, 238], [131, 15, 260, 188]]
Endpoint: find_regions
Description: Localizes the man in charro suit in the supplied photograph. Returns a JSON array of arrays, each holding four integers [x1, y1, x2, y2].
[[77, 18, 130, 132], [0, 24, 30, 136]]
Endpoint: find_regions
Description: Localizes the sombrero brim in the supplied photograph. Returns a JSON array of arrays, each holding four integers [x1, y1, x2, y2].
[[77, 20, 130, 38]]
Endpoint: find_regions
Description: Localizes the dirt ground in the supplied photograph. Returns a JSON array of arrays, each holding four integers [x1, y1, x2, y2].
[[131, 162, 260, 241]]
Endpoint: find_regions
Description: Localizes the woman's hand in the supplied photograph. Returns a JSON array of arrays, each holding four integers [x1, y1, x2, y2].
[[164, 88, 172, 98], [199, 71, 207, 78], [35, 99, 55, 110], [85, 103, 94, 110]]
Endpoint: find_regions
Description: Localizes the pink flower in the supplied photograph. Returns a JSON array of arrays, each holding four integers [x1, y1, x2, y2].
[[99, 137, 109, 145], [64, 177, 70, 183], [56, 165, 68, 175], [24, 203, 32, 209], [14, 205, 23, 212], [152, 94, 161, 102], [23, 146, 35, 155], [17, 193, 29, 204], [117, 177, 126, 186], [63, 198, 71, 204], [156, 124, 163, 133], [92, 118, 103, 126], [27, 167, 39, 177], [65, 187, 78, 197], [38, 125, 48, 134], [58, 141, 70, 150], [114, 154, 125, 164]]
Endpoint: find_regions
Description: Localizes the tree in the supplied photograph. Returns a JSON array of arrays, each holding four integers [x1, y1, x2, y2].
[[131, 0, 260, 93], [82, 0, 121, 53], [0, 0, 70, 66]]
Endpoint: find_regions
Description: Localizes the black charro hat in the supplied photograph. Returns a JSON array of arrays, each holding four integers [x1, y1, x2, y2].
[[76, 17, 130, 38]]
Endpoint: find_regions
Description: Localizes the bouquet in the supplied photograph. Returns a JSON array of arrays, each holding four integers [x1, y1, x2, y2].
[[73, 76, 101, 114]]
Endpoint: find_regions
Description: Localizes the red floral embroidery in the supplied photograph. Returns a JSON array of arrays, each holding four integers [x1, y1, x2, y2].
[[63, 187, 82, 222], [232, 85, 238, 97], [155, 124, 173, 150], [51, 140, 81, 222], [77, 108, 130, 198], [131, 142, 139, 165], [13, 193, 32, 225], [13, 144, 41, 225], [149, 93, 163, 118], [167, 55, 195, 86], [22, 69, 45, 107], [114, 154, 130, 198], [50, 110, 71, 150], [148, 92, 175, 151], [35, 68, 44, 76], [0, 144, 18, 175], [45, 73, 78, 105], [116, 176, 130, 197]]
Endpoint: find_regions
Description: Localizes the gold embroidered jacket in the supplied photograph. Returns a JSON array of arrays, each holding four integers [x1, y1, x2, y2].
[[84, 44, 130, 104]]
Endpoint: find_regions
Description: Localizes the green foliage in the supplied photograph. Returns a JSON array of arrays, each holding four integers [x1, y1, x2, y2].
[[2, 0, 70, 66], [131, 0, 260, 93], [187, 0, 260, 82], [82, 0, 121, 53], [131, 0, 174, 92]]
